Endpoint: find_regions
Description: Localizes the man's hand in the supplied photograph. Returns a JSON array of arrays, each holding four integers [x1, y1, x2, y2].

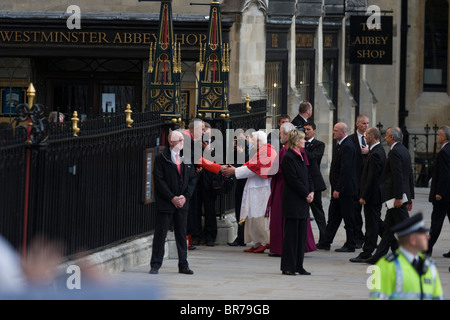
[[361, 145, 369, 155], [171, 195, 186, 209], [394, 199, 403, 208], [406, 200, 413, 212]]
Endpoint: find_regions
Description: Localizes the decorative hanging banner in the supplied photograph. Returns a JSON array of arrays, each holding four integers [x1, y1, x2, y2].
[[349, 15, 393, 65], [145, 0, 182, 122], [197, 1, 230, 118]]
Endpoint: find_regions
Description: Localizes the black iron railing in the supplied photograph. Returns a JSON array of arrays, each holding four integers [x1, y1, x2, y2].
[[0, 97, 269, 258]]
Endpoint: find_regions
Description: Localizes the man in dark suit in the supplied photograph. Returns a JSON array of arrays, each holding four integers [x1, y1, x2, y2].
[[366, 127, 415, 264], [291, 101, 312, 131], [350, 127, 386, 263], [428, 126, 450, 257], [349, 115, 370, 248], [317, 122, 358, 252], [150, 130, 197, 275], [303, 121, 327, 244]]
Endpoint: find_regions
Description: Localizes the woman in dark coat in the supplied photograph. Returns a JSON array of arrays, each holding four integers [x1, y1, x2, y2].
[[280, 130, 314, 275]]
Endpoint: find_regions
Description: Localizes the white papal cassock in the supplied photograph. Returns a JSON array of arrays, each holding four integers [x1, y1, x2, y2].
[[235, 166, 271, 245]]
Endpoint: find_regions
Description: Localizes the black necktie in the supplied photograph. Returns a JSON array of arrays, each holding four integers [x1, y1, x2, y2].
[[412, 258, 421, 275], [361, 135, 367, 147], [306, 141, 311, 149]]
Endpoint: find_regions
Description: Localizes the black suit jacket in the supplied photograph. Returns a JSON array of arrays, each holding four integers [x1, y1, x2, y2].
[[383, 142, 415, 202], [291, 115, 307, 130], [281, 148, 314, 219], [305, 138, 327, 192], [359, 143, 386, 205], [429, 143, 450, 203], [329, 136, 358, 197], [349, 132, 368, 188], [153, 147, 197, 213]]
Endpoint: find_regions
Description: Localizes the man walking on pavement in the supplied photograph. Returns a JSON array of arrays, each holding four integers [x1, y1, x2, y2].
[[317, 122, 357, 252], [366, 127, 414, 264], [350, 127, 386, 263], [427, 126, 450, 257]]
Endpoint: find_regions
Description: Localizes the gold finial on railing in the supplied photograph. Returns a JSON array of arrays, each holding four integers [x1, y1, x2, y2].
[[125, 104, 134, 128], [178, 42, 182, 73], [71, 111, 80, 137], [173, 42, 178, 73], [199, 42, 204, 72], [148, 42, 154, 73], [226, 43, 230, 72], [26, 83, 36, 110], [245, 93, 251, 113]]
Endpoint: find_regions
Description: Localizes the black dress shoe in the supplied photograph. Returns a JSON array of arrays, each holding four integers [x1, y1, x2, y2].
[[335, 246, 355, 253], [149, 268, 159, 274], [443, 251, 450, 258], [282, 270, 296, 276], [179, 267, 194, 275], [298, 268, 311, 275], [349, 256, 368, 263], [316, 243, 330, 251], [228, 240, 245, 247]]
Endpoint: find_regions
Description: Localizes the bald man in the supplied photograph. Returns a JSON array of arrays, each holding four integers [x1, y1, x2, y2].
[[150, 130, 197, 275], [317, 123, 358, 252]]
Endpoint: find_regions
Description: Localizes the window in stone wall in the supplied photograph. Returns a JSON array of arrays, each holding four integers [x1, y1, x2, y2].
[[424, 0, 449, 92], [296, 59, 310, 102], [265, 61, 283, 127]]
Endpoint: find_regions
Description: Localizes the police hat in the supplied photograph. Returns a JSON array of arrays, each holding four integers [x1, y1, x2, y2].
[[392, 213, 429, 237]]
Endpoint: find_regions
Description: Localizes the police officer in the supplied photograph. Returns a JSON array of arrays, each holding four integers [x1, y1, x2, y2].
[[369, 213, 444, 300]]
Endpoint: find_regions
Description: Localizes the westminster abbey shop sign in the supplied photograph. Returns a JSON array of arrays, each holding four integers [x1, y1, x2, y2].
[[0, 29, 206, 47], [349, 15, 393, 65]]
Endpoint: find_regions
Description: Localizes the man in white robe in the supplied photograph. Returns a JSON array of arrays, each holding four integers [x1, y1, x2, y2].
[[223, 131, 277, 253]]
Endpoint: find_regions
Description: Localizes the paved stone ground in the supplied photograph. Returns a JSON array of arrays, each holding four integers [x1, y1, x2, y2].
[[110, 188, 450, 300]]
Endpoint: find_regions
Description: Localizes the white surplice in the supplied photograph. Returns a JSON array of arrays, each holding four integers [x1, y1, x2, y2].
[[235, 166, 271, 245]]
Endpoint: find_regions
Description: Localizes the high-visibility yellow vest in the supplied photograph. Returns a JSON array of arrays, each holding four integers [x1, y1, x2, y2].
[[369, 250, 444, 300]]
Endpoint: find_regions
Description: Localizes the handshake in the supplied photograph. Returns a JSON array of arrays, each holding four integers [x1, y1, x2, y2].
[[220, 164, 236, 178]]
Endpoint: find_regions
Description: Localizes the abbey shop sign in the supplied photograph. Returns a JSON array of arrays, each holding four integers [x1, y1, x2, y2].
[[349, 15, 393, 65], [0, 29, 207, 46]]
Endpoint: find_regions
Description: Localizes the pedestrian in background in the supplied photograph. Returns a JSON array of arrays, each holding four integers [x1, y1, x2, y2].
[[366, 127, 415, 264], [317, 122, 357, 252], [292, 101, 312, 131], [349, 114, 370, 248], [350, 127, 386, 263], [427, 126, 450, 257], [303, 121, 327, 245]]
